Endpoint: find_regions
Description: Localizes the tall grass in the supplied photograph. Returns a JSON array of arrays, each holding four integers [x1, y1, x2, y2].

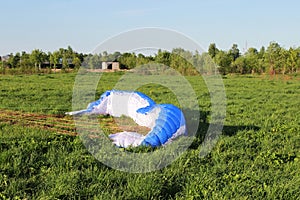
[[0, 72, 299, 199]]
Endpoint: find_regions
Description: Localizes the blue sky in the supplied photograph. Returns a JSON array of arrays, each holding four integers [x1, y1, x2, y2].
[[1, 0, 300, 55]]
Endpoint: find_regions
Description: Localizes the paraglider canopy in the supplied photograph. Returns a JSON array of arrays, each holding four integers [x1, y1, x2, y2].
[[66, 90, 187, 148]]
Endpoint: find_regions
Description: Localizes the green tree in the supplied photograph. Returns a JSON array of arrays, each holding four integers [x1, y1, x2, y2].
[[109, 51, 121, 61], [7, 53, 21, 68], [287, 47, 300, 74], [62, 54, 68, 71], [101, 51, 109, 62], [244, 48, 260, 73], [155, 50, 171, 66], [200, 52, 218, 75], [232, 56, 247, 74], [278, 48, 289, 74], [20, 51, 31, 69], [66, 46, 74, 58], [215, 50, 232, 75], [258, 46, 265, 59], [208, 43, 219, 59], [30, 49, 46, 70], [72, 57, 82, 69], [136, 53, 152, 66], [118, 53, 137, 69], [228, 44, 240, 61], [50, 51, 59, 72], [264, 42, 282, 74], [88, 54, 101, 69]]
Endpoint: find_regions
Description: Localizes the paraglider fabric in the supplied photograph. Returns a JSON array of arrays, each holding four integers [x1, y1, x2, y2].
[[66, 90, 187, 148]]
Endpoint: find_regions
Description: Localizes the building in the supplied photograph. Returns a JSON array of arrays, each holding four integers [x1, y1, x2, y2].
[[1, 55, 11, 62], [102, 61, 120, 70]]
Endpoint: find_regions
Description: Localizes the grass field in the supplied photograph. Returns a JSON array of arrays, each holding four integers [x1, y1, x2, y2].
[[0, 72, 299, 199]]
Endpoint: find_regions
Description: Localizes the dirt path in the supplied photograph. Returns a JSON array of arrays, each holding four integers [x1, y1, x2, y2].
[[0, 109, 149, 136], [0, 109, 77, 135]]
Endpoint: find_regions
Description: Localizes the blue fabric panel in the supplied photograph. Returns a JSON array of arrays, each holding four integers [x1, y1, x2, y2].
[[155, 116, 174, 138], [154, 126, 169, 144], [135, 91, 156, 107], [142, 132, 161, 147], [136, 106, 153, 114]]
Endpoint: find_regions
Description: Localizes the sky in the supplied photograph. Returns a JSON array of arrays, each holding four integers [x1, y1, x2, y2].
[[1, 0, 300, 55]]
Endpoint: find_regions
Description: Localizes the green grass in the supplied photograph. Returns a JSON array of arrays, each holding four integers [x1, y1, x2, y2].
[[0, 72, 299, 199]]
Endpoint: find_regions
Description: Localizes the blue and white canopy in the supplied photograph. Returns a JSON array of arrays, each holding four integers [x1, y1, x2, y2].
[[66, 90, 187, 148]]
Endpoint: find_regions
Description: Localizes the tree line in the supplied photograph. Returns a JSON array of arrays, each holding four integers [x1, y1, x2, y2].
[[208, 42, 300, 75], [0, 46, 85, 74], [1, 42, 300, 75]]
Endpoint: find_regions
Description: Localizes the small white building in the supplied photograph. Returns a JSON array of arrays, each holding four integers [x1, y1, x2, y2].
[[102, 62, 120, 70], [1, 55, 11, 62]]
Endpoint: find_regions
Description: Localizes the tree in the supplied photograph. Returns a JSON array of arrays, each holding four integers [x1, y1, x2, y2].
[[244, 48, 260, 74], [72, 57, 82, 69], [118, 53, 137, 69], [136, 53, 152, 66], [155, 50, 171, 66], [228, 44, 240, 61], [278, 48, 289, 74], [109, 51, 121, 61], [20, 51, 31, 69], [200, 52, 218, 74], [208, 43, 219, 59], [192, 50, 204, 73], [30, 49, 45, 70], [258, 46, 265, 59], [287, 47, 300, 74], [264, 42, 282, 74], [50, 51, 59, 72], [101, 51, 109, 62], [62, 54, 68, 71], [232, 56, 247, 74], [215, 50, 232, 75], [88, 54, 101, 69], [7, 53, 21, 68], [66, 46, 74, 58]]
